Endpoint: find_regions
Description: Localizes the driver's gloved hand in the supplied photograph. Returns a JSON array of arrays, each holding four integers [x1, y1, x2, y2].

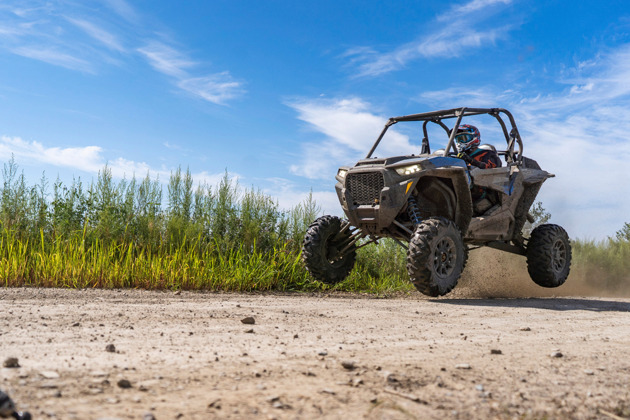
[[457, 153, 486, 169], [457, 152, 473, 164]]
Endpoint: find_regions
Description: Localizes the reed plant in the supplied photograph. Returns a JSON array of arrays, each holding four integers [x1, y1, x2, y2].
[[7, 156, 623, 295], [0, 158, 410, 293]]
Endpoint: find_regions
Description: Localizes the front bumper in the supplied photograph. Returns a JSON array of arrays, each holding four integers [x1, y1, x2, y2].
[[336, 168, 414, 235]]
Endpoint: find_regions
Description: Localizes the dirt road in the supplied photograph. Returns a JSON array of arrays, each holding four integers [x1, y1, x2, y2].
[[1, 287, 630, 420]]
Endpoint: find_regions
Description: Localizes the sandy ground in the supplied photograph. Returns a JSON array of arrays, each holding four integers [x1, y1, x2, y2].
[[1, 279, 630, 420], [1, 248, 630, 420]]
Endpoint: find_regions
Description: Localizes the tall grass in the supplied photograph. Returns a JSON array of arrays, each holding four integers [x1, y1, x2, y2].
[[0, 158, 410, 293], [6, 157, 622, 295], [571, 238, 630, 293]]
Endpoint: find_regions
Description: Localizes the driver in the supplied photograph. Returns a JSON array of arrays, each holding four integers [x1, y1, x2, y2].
[[454, 125, 501, 169], [454, 124, 502, 215]]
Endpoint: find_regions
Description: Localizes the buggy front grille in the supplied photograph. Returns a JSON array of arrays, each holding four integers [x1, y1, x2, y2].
[[346, 172, 384, 205]]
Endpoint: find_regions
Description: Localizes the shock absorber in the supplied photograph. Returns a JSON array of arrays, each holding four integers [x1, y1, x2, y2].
[[407, 195, 422, 226]]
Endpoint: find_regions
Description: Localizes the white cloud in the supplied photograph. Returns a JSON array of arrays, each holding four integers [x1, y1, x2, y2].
[[287, 97, 413, 179], [107, 157, 154, 179], [137, 42, 245, 105], [414, 27, 505, 58], [0, 4, 114, 73], [0, 136, 103, 172], [11, 46, 93, 72], [346, 0, 514, 77], [102, 0, 138, 23], [569, 83, 594, 94], [419, 87, 517, 108], [163, 141, 189, 152], [288, 140, 353, 179], [65, 17, 125, 52], [261, 177, 339, 217], [444, 0, 512, 17], [290, 98, 385, 152], [177, 73, 245, 105], [0, 135, 228, 187], [137, 41, 194, 78], [0, 23, 24, 36]]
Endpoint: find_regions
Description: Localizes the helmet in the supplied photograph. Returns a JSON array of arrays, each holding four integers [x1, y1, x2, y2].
[[454, 124, 480, 153]]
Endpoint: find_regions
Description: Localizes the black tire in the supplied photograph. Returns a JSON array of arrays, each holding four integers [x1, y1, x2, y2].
[[407, 217, 466, 297], [526, 224, 571, 288], [302, 215, 356, 284]]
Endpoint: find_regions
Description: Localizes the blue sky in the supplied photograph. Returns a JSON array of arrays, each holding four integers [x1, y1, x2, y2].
[[1, 0, 629, 239]]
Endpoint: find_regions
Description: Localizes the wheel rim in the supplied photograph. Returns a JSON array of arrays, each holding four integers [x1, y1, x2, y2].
[[551, 239, 567, 274], [325, 234, 340, 264], [433, 237, 456, 279], [325, 233, 348, 266]]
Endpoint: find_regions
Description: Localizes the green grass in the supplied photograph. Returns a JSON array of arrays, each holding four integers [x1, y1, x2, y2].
[[570, 238, 630, 292], [0, 158, 411, 293], [0, 225, 413, 293], [1, 157, 627, 294]]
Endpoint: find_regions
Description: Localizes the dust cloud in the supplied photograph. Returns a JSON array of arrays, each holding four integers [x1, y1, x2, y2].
[[450, 247, 630, 299]]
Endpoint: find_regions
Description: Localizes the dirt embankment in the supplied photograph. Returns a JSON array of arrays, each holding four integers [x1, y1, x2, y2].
[[1, 287, 630, 420]]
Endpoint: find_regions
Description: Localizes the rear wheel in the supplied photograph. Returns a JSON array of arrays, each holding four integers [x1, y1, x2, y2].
[[526, 224, 571, 287], [302, 215, 356, 284], [407, 217, 466, 297]]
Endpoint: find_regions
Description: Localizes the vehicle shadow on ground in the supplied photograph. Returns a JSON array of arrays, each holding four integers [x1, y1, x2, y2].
[[431, 297, 630, 312]]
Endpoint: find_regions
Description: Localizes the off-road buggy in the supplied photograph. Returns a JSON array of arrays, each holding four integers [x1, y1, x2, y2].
[[302, 107, 571, 296]]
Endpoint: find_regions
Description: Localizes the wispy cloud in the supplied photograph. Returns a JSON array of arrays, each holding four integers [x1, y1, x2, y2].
[[65, 16, 125, 52], [418, 86, 519, 108], [0, 3, 121, 73], [177, 73, 245, 105], [0, 23, 25, 37], [163, 141, 190, 152], [0, 1, 244, 104], [11, 46, 94, 72], [443, 0, 512, 18], [138, 41, 246, 105], [137, 41, 193, 78], [345, 0, 514, 77], [520, 45, 630, 112], [102, 0, 138, 23]]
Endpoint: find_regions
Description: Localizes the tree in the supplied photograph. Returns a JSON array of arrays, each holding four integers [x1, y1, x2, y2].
[[523, 201, 551, 236], [530, 201, 551, 227], [615, 222, 630, 242]]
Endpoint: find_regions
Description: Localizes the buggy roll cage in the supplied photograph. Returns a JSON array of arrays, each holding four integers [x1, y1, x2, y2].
[[366, 107, 524, 165]]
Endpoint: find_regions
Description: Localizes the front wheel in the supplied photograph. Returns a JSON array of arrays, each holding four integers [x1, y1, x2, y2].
[[407, 217, 466, 297], [526, 224, 571, 287], [302, 215, 356, 284]]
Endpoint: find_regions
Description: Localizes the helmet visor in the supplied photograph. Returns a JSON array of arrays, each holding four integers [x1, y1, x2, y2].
[[455, 133, 474, 143]]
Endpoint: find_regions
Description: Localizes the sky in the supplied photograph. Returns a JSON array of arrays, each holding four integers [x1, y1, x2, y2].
[[1, 0, 630, 239]]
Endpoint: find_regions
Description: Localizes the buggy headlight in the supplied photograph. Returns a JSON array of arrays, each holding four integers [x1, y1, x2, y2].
[[395, 164, 421, 176], [337, 169, 348, 179]]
